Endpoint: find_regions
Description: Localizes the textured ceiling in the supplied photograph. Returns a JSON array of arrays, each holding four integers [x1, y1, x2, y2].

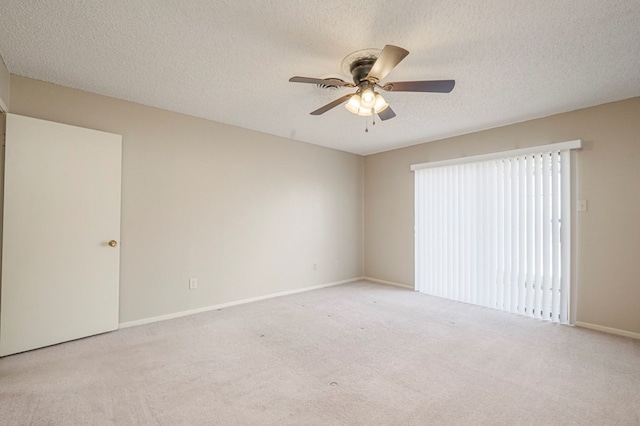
[[1, 1, 639, 155]]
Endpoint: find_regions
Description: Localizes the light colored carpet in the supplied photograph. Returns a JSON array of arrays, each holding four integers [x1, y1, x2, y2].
[[1, 280, 639, 425]]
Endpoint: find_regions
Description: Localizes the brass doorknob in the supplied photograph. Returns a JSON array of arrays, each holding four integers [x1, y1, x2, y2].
[[108, 240, 118, 247]]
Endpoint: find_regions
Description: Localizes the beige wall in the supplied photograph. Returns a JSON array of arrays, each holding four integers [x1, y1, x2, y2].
[[0, 54, 8, 111], [8, 73, 639, 336], [9, 76, 364, 323], [365, 97, 640, 335]]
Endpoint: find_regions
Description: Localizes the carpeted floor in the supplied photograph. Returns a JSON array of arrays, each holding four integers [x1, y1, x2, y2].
[[1, 280, 639, 425]]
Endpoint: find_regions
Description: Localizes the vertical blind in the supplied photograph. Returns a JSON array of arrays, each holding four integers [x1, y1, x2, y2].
[[413, 143, 578, 323]]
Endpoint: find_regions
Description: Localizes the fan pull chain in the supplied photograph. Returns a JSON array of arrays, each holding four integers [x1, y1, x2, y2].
[[365, 117, 369, 133]]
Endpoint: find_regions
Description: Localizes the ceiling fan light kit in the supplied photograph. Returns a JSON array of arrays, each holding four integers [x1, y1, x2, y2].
[[344, 84, 390, 117], [289, 44, 455, 123]]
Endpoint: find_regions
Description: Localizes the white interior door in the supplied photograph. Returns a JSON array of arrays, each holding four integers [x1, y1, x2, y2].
[[1, 114, 122, 356]]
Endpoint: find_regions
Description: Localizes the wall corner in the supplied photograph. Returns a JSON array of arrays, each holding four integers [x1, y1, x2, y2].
[[0, 53, 10, 112]]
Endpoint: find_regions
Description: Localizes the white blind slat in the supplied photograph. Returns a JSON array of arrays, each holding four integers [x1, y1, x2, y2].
[[525, 154, 535, 317], [510, 158, 519, 313], [551, 152, 561, 322], [542, 152, 552, 320], [517, 156, 527, 315], [560, 150, 571, 323], [534, 153, 543, 319]]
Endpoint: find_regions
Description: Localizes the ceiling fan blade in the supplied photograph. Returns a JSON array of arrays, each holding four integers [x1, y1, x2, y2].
[[289, 76, 354, 87], [377, 106, 396, 121], [310, 94, 353, 115], [365, 45, 410, 82], [383, 80, 455, 93]]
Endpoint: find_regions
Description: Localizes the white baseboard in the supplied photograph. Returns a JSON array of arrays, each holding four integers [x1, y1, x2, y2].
[[363, 276, 415, 290], [575, 321, 640, 340], [119, 278, 361, 329]]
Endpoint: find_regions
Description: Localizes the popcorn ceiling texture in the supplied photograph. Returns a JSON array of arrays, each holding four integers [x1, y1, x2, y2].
[[0, 0, 639, 155]]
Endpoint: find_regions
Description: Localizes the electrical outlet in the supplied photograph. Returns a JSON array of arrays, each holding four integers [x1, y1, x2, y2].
[[313, 263, 317, 272], [189, 278, 198, 289], [577, 199, 588, 212]]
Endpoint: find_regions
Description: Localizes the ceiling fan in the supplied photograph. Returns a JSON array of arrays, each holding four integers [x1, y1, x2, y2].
[[289, 45, 455, 121]]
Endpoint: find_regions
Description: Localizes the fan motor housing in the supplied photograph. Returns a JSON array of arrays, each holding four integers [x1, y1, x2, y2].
[[350, 58, 376, 84]]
